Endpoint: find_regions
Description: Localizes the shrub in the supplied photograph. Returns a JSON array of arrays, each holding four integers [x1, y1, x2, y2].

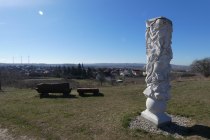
[[191, 58, 210, 77]]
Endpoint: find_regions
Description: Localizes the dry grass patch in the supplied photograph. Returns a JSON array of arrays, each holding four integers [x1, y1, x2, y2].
[[0, 79, 209, 139]]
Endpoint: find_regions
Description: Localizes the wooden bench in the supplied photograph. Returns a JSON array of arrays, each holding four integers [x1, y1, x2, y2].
[[77, 88, 99, 96], [36, 83, 72, 97]]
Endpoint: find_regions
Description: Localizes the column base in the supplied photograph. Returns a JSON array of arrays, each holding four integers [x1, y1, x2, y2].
[[141, 109, 171, 127]]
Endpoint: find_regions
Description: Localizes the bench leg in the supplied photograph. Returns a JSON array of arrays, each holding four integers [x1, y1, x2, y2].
[[40, 93, 49, 98], [79, 92, 84, 96], [63, 93, 69, 97], [93, 92, 99, 96]]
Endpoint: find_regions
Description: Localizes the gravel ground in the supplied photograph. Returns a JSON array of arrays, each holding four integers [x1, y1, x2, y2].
[[130, 114, 193, 139], [0, 115, 194, 140]]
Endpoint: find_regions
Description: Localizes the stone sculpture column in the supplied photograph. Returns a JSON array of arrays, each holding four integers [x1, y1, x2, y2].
[[141, 17, 173, 127]]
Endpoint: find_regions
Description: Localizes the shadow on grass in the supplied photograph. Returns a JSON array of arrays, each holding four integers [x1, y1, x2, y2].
[[39, 94, 77, 99], [160, 123, 210, 139], [79, 92, 104, 97]]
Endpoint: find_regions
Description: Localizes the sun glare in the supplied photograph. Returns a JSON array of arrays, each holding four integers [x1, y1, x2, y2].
[[38, 10, 43, 16]]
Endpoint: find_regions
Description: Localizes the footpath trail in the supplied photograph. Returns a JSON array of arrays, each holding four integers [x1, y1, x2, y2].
[[0, 127, 14, 140], [0, 127, 33, 140]]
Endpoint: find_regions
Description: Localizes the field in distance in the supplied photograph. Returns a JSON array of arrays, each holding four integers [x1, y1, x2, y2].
[[0, 77, 210, 139]]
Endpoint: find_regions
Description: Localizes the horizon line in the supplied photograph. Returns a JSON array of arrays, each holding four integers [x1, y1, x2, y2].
[[0, 62, 189, 66]]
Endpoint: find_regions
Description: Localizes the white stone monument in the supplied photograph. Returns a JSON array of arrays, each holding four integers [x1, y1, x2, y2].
[[141, 17, 173, 127]]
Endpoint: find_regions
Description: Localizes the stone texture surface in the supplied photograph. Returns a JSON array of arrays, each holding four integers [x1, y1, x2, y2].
[[144, 16, 173, 101], [141, 17, 173, 126]]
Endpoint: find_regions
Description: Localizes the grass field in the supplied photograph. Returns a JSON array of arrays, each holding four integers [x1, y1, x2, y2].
[[0, 78, 210, 139]]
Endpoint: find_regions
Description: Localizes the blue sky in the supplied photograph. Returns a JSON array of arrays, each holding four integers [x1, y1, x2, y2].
[[0, 0, 210, 65]]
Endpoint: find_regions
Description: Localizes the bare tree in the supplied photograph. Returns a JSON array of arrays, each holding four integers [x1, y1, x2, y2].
[[191, 58, 210, 77], [96, 71, 105, 86]]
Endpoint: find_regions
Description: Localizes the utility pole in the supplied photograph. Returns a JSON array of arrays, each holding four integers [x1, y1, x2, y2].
[[28, 56, 30, 64]]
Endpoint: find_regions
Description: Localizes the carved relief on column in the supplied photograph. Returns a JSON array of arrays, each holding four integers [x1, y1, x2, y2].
[[141, 17, 173, 127], [144, 17, 173, 101]]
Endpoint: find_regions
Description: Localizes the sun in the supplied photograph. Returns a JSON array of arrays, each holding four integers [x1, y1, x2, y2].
[[38, 10, 44, 16]]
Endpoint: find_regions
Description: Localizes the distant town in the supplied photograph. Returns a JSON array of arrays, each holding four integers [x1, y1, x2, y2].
[[0, 63, 192, 88]]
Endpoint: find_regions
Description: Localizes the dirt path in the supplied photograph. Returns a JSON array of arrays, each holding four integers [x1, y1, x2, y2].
[[0, 127, 33, 140], [0, 128, 14, 140]]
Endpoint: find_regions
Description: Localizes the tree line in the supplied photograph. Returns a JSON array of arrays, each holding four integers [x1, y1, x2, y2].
[[52, 64, 95, 79]]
